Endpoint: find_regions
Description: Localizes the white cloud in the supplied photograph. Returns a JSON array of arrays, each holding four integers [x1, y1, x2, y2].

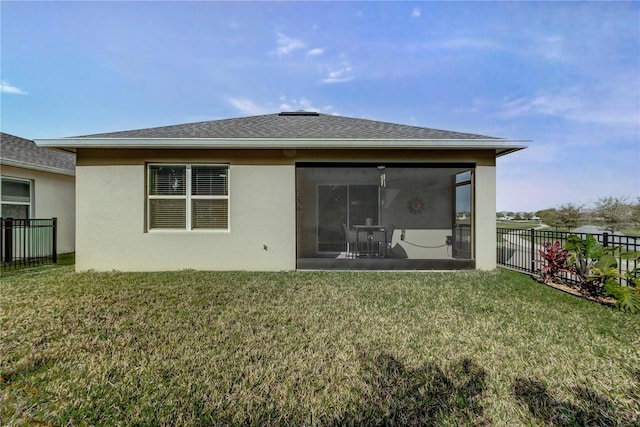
[[499, 84, 640, 127], [500, 94, 581, 119], [272, 32, 306, 57], [321, 64, 354, 84], [435, 38, 501, 51], [535, 35, 566, 62], [1, 81, 27, 95], [228, 97, 273, 115], [279, 96, 336, 114], [307, 48, 325, 56], [411, 8, 421, 18], [230, 96, 336, 116]]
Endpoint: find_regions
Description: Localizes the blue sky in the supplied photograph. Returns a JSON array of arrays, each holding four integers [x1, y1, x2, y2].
[[2, 1, 638, 212]]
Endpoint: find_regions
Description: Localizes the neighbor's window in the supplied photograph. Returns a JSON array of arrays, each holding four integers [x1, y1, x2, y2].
[[147, 164, 229, 231], [1, 178, 32, 219]]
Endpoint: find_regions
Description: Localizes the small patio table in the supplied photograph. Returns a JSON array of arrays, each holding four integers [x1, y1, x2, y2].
[[353, 225, 386, 258]]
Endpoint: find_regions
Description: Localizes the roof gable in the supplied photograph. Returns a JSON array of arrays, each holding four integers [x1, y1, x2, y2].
[[1, 132, 75, 175]]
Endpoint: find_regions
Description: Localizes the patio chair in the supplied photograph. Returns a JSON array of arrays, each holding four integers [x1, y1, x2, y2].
[[373, 224, 395, 257], [342, 223, 358, 258]]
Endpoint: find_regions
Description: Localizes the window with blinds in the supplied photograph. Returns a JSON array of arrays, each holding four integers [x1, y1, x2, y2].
[[1, 178, 31, 219], [147, 164, 229, 231]]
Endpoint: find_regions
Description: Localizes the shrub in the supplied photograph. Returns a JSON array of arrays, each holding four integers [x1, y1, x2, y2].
[[536, 241, 574, 284], [565, 235, 640, 313]]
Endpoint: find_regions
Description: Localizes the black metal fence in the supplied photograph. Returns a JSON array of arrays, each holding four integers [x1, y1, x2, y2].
[[497, 228, 639, 286], [1, 218, 57, 269]]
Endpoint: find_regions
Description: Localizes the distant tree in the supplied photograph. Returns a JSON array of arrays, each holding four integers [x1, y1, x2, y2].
[[632, 198, 640, 228], [592, 196, 631, 233], [536, 208, 562, 229], [556, 203, 583, 231]]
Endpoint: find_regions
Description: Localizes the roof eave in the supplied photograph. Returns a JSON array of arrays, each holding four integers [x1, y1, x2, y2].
[[1, 158, 76, 176], [36, 137, 528, 155]]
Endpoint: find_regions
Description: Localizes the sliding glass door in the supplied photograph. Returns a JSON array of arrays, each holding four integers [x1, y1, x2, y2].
[[317, 185, 379, 253]]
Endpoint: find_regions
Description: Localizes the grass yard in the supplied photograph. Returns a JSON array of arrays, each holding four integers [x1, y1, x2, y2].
[[2, 265, 639, 426], [495, 220, 543, 230]]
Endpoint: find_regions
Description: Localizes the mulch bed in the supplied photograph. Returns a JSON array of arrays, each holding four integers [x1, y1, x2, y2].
[[535, 277, 617, 308]]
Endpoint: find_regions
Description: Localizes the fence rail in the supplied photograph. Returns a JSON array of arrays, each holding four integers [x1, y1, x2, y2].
[[497, 228, 639, 286], [1, 218, 57, 269]]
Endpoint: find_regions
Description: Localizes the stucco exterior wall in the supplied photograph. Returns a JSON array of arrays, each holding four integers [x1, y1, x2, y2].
[[75, 164, 296, 271], [1, 165, 75, 254], [74, 148, 498, 271], [474, 165, 497, 270]]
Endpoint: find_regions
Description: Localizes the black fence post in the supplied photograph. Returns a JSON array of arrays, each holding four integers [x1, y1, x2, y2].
[[530, 228, 536, 274], [602, 232, 609, 248], [52, 217, 58, 263], [3, 218, 13, 264]]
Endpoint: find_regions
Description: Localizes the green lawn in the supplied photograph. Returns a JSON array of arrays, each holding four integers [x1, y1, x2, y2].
[[2, 264, 639, 426], [496, 220, 543, 230]]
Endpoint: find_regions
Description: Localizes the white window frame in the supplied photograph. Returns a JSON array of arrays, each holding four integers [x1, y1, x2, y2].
[[1, 177, 33, 219], [146, 164, 230, 232]]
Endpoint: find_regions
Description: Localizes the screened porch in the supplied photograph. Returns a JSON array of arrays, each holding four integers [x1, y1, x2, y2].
[[296, 163, 474, 270]]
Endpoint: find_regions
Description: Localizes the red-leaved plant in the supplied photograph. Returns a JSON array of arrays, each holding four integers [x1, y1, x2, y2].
[[536, 241, 575, 284]]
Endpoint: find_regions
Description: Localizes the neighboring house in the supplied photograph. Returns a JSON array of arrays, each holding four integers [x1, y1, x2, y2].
[[36, 112, 526, 271], [1, 132, 76, 254]]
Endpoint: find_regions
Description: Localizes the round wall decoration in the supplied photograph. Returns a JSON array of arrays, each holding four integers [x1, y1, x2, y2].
[[407, 197, 424, 215]]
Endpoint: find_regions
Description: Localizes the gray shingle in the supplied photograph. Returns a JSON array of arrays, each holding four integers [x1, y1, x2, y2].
[[1, 132, 75, 173], [73, 113, 502, 140]]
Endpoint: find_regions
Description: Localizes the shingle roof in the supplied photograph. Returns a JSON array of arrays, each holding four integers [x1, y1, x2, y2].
[[74, 112, 503, 140], [1, 132, 75, 174], [37, 112, 527, 156]]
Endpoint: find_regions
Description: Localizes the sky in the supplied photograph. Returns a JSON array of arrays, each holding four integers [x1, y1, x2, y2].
[[1, 1, 638, 212]]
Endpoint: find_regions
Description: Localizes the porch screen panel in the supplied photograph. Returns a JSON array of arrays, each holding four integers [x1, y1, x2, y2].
[[317, 185, 348, 252], [348, 185, 379, 227], [297, 164, 476, 269], [453, 170, 472, 259]]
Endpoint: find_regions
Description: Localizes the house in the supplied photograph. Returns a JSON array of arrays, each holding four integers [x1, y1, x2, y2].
[[36, 112, 526, 271], [1, 132, 76, 254]]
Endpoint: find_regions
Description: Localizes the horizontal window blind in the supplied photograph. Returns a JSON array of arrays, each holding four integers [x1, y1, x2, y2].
[[192, 199, 228, 229], [150, 199, 186, 229], [149, 166, 186, 196], [1, 179, 31, 203], [192, 166, 228, 196]]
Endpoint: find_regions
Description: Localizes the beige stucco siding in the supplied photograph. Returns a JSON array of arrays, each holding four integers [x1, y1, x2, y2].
[[74, 148, 498, 271], [474, 166, 497, 270], [75, 164, 295, 271], [1, 165, 75, 254]]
